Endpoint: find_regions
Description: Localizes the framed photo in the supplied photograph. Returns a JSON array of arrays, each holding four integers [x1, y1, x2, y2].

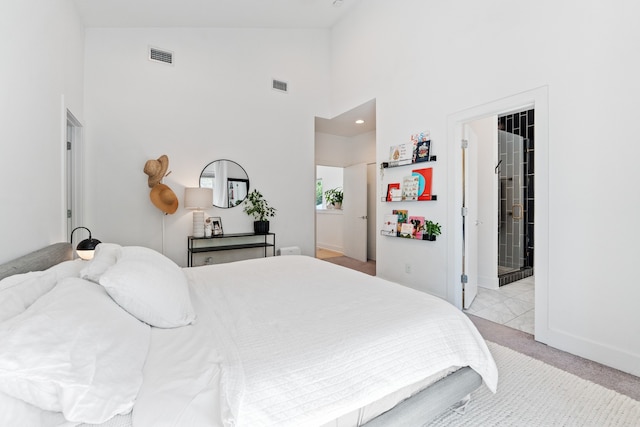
[[210, 216, 223, 236]]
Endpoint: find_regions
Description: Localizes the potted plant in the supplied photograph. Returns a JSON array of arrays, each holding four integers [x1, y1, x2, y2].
[[324, 187, 344, 209], [243, 189, 276, 234], [424, 220, 442, 241]]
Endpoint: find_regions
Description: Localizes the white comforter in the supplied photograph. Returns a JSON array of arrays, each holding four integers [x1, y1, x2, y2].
[[133, 255, 498, 427]]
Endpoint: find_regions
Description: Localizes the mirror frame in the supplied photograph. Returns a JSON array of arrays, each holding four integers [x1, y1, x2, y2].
[[199, 159, 250, 209]]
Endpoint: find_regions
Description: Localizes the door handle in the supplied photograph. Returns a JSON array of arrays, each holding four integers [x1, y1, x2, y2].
[[359, 215, 368, 219]]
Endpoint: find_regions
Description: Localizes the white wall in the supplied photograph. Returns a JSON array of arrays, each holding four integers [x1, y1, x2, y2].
[[83, 28, 330, 265], [0, 0, 85, 263], [330, 0, 640, 376]]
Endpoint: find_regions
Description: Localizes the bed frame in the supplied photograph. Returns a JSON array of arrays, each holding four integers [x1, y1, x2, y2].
[[0, 243, 482, 427], [0, 243, 72, 281]]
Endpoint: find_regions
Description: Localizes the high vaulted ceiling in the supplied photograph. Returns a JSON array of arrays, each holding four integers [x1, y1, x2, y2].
[[73, 0, 359, 29], [73, 0, 374, 137]]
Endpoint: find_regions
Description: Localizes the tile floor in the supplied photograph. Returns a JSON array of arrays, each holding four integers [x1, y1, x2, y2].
[[464, 275, 535, 334]]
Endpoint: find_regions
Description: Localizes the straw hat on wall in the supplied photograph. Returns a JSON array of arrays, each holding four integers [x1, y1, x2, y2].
[[149, 183, 179, 214], [143, 155, 169, 188]]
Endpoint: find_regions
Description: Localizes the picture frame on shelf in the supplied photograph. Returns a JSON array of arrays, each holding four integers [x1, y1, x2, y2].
[[210, 216, 223, 236]]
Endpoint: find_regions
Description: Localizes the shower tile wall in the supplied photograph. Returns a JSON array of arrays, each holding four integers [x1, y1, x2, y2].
[[498, 109, 534, 283]]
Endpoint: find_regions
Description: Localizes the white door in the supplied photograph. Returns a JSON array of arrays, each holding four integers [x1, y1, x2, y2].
[[463, 124, 479, 309], [343, 163, 368, 262]]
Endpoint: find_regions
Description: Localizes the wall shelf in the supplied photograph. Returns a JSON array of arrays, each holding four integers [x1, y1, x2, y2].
[[381, 195, 437, 202], [381, 156, 436, 169], [380, 231, 437, 241]]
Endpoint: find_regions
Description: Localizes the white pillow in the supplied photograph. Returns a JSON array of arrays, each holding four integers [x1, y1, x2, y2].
[[0, 259, 84, 322], [99, 246, 196, 328], [0, 277, 150, 424], [80, 243, 122, 283]]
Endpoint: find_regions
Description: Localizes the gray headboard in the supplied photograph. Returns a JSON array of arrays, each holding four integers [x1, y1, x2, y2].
[[0, 243, 73, 281]]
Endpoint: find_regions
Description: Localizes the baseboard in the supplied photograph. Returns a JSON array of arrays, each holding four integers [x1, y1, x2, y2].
[[542, 328, 640, 378], [316, 243, 343, 253]]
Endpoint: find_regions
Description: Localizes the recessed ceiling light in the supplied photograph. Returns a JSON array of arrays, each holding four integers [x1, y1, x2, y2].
[[355, 119, 365, 124]]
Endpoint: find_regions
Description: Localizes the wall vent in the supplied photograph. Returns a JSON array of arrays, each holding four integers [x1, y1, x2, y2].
[[149, 47, 174, 65], [272, 79, 288, 93]]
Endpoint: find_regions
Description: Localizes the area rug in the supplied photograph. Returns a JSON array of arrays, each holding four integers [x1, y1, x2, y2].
[[427, 342, 640, 426]]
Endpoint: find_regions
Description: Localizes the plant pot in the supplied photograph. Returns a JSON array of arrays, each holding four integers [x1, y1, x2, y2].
[[254, 220, 270, 234], [423, 234, 437, 241], [331, 202, 342, 210]]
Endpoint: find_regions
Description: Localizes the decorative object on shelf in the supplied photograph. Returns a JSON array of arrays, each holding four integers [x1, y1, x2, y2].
[[243, 189, 276, 234], [424, 220, 442, 241], [381, 214, 398, 236], [393, 209, 408, 234], [401, 175, 419, 201], [324, 187, 344, 209], [70, 227, 101, 260], [386, 183, 401, 201], [209, 216, 223, 236], [412, 167, 433, 201], [185, 187, 213, 238]]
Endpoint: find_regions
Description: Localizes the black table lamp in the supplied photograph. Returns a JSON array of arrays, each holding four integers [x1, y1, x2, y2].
[[70, 227, 102, 260]]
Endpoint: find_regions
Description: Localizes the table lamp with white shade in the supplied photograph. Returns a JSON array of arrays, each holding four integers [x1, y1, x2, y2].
[[184, 187, 213, 238]]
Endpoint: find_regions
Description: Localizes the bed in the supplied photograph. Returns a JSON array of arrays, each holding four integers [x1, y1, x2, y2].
[[0, 243, 498, 427]]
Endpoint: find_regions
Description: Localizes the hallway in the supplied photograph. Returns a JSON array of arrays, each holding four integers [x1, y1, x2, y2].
[[464, 276, 534, 334]]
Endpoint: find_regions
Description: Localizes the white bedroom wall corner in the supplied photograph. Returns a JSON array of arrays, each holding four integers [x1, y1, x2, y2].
[[0, 0, 85, 263]]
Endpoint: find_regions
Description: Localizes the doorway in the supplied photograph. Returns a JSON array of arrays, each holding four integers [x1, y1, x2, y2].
[[66, 109, 84, 238], [314, 99, 377, 271], [447, 87, 549, 342]]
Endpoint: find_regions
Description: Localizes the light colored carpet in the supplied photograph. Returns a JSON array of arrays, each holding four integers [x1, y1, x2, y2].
[[427, 342, 640, 426]]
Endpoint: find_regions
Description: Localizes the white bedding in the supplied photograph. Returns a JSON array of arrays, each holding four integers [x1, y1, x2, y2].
[[133, 255, 498, 427], [1, 252, 497, 427]]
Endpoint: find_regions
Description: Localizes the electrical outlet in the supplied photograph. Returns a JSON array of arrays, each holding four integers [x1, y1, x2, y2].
[[405, 263, 411, 274]]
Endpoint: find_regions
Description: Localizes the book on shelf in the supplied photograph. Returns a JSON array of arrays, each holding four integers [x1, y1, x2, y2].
[[381, 214, 398, 236], [386, 183, 401, 201], [401, 175, 419, 201], [414, 139, 431, 162], [399, 222, 415, 238], [388, 143, 413, 166], [393, 209, 408, 234], [411, 167, 433, 201], [411, 131, 431, 163], [408, 216, 425, 239]]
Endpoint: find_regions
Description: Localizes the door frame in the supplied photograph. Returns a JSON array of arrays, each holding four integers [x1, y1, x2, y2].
[[446, 86, 549, 343], [65, 108, 84, 240]]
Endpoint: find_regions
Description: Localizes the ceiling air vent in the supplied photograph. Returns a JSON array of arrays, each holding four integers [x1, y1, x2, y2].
[[272, 79, 288, 93], [149, 47, 174, 65]]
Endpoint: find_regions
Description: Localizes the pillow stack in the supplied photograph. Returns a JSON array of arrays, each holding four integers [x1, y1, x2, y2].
[[0, 243, 196, 425], [97, 245, 196, 328]]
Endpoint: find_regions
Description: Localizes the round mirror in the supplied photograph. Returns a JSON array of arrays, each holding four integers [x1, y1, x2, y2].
[[199, 160, 250, 208]]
